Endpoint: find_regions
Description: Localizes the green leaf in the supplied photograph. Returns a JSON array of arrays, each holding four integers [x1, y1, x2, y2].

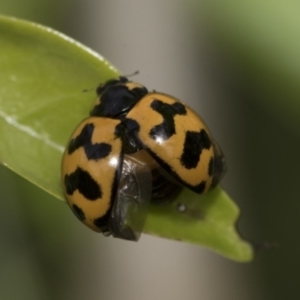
[[0, 15, 253, 262], [145, 187, 252, 262]]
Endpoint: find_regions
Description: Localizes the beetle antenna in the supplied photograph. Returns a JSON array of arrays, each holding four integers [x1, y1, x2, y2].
[[123, 70, 139, 78], [83, 71, 140, 93]]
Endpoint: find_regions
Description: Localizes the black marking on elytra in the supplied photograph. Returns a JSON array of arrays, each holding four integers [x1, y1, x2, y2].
[[64, 167, 102, 200], [208, 157, 214, 177], [68, 123, 94, 154], [114, 122, 124, 138], [180, 129, 212, 169], [121, 119, 143, 154], [93, 151, 124, 234], [91, 77, 148, 118], [145, 147, 207, 194], [72, 204, 86, 221], [84, 143, 112, 160], [68, 123, 112, 161], [123, 118, 140, 132], [149, 100, 187, 141], [94, 215, 111, 233], [193, 181, 206, 194]]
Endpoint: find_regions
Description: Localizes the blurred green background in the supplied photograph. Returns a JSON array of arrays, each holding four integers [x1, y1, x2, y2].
[[1, 1, 299, 299]]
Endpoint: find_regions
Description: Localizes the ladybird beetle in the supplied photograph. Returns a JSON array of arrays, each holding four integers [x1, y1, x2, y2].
[[62, 76, 226, 241]]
